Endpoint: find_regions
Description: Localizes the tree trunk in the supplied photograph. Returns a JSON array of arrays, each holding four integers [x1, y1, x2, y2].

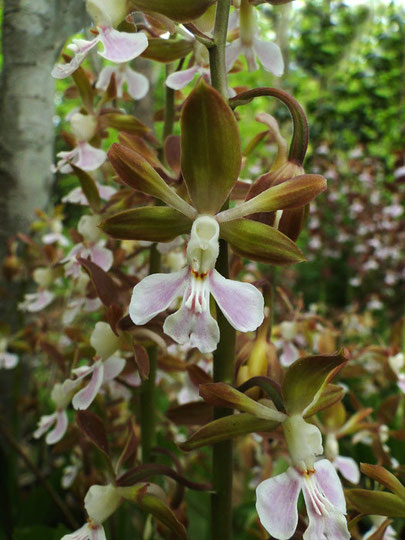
[[0, 0, 88, 325]]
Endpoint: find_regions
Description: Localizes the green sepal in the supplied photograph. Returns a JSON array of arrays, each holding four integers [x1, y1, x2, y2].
[[180, 413, 280, 451], [71, 165, 101, 212], [108, 143, 196, 218], [303, 383, 345, 418], [220, 219, 306, 265], [129, 0, 215, 22], [282, 353, 347, 416], [117, 484, 187, 538], [345, 489, 405, 518], [100, 113, 149, 135], [360, 464, 405, 500], [141, 38, 194, 62], [181, 79, 241, 214], [101, 206, 192, 242]]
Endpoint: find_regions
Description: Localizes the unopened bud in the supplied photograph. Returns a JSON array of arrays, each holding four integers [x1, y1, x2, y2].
[[90, 321, 120, 359]]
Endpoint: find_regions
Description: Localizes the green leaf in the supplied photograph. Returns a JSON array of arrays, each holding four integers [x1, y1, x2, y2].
[[181, 79, 241, 214], [71, 165, 101, 212], [180, 412, 280, 451], [345, 489, 405, 517], [217, 174, 327, 222], [220, 219, 306, 265], [129, 0, 215, 22], [199, 383, 286, 422], [282, 353, 347, 415], [141, 38, 194, 62], [108, 143, 196, 218], [101, 206, 192, 242]]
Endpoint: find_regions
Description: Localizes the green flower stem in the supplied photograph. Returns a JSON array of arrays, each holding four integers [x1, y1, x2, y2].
[[140, 244, 161, 463], [163, 64, 175, 143], [209, 2, 234, 537], [230, 87, 309, 165]]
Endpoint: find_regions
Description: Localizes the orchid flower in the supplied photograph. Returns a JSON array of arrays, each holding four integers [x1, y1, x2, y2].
[[256, 415, 350, 539], [67, 322, 125, 410], [61, 484, 121, 540], [34, 380, 80, 445], [166, 41, 211, 91], [55, 113, 106, 173], [18, 267, 57, 313], [226, 0, 284, 75], [63, 215, 113, 279], [52, 0, 148, 80], [0, 338, 18, 369], [130, 216, 264, 353], [96, 63, 149, 101], [62, 184, 117, 206], [102, 81, 326, 353], [325, 433, 360, 484]]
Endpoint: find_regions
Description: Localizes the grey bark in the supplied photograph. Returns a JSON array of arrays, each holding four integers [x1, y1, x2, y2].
[[0, 0, 88, 325]]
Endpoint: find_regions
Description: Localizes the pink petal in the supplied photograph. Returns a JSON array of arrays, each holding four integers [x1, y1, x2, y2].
[[95, 65, 116, 91], [19, 290, 54, 312], [76, 142, 107, 171], [209, 270, 264, 332], [46, 410, 68, 445], [225, 40, 243, 71], [61, 522, 106, 540], [129, 268, 188, 325], [256, 467, 301, 539], [91, 525, 107, 540], [0, 352, 18, 369], [166, 65, 199, 90], [42, 232, 69, 246], [124, 67, 149, 100], [280, 341, 299, 367], [98, 27, 148, 63], [334, 456, 360, 484], [62, 186, 89, 205], [314, 459, 347, 512], [102, 356, 126, 383], [253, 39, 284, 76], [33, 413, 57, 439], [72, 362, 104, 410], [163, 304, 220, 353], [98, 185, 117, 200], [89, 245, 114, 272], [52, 38, 99, 79]]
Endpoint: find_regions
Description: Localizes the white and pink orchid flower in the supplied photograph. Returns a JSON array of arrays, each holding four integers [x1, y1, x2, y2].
[[96, 63, 149, 101], [62, 184, 116, 206], [166, 42, 210, 91], [62, 484, 121, 540], [256, 415, 350, 539], [34, 380, 79, 444], [226, 1, 284, 75], [52, 0, 148, 80], [56, 113, 106, 173], [18, 267, 56, 312], [129, 216, 264, 353], [0, 338, 18, 369], [325, 433, 360, 484], [63, 215, 113, 278]]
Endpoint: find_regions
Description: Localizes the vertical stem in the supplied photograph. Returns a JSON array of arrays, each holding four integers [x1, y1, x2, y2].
[[163, 65, 175, 143], [209, 2, 234, 538], [140, 245, 161, 463]]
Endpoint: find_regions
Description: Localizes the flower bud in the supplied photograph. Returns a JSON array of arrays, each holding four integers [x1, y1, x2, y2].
[[70, 113, 97, 142], [78, 214, 102, 243], [33, 267, 55, 288], [86, 0, 127, 28], [186, 215, 220, 274], [84, 484, 121, 524], [90, 321, 120, 359], [283, 414, 323, 472]]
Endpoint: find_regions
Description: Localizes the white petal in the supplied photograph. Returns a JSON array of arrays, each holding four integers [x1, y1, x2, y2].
[[95, 65, 116, 91], [225, 40, 243, 72], [0, 352, 19, 369], [253, 39, 284, 76], [334, 456, 360, 484], [209, 270, 264, 332], [98, 27, 148, 63], [314, 459, 347, 512], [280, 341, 299, 367], [62, 186, 89, 205], [129, 268, 188, 325], [98, 185, 116, 201], [163, 303, 220, 354], [256, 467, 301, 539], [72, 361, 104, 410], [102, 356, 125, 382], [33, 413, 57, 439], [89, 245, 114, 272], [166, 65, 199, 90], [75, 142, 107, 171], [46, 410, 68, 445], [124, 67, 150, 100], [52, 38, 99, 79]]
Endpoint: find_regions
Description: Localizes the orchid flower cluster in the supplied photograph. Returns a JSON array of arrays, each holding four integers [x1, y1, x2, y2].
[[7, 0, 403, 539]]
